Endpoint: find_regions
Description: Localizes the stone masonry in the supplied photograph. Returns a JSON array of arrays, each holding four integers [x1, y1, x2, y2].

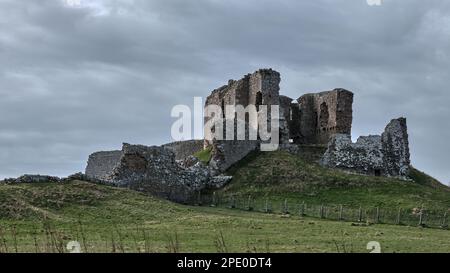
[[85, 143, 231, 203], [293, 89, 354, 144], [204, 69, 354, 172], [162, 140, 204, 160], [382, 118, 411, 177], [204, 69, 281, 145], [321, 118, 410, 178], [85, 151, 122, 182], [204, 69, 282, 172]]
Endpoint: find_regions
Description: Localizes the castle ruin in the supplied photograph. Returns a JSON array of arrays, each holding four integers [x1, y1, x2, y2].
[[203, 69, 354, 146], [85, 68, 411, 203]]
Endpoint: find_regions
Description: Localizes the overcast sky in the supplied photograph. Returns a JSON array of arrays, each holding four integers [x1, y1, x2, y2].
[[0, 0, 449, 184]]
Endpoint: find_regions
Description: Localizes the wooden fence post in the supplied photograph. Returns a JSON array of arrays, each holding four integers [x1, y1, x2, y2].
[[441, 211, 448, 228], [283, 199, 289, 214], [197, 190, 202, 206], [229, 196, 236, 209], [375, 207, 380, 224], [358, 207, 363, 222], [264, 198, 269, 213], [396, 208, 402, 225], [246, 195, 253, 211], [300, 202, 305, 217], [211, 192, 217, 207], [339, 205, 343, 221], [419, 208, 425, 227], [320, 205, 324, 219]]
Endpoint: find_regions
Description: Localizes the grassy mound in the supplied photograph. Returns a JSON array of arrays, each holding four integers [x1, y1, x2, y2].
[[219, 151, 450, 210]]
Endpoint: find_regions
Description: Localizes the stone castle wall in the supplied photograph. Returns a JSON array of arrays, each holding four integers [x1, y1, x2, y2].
[[85, 143, 232, 203], [321, 135, 384, 175], [204, 69, 281, 145], [382, 118, 411, 177], [162, 140, 204, 160], [321, 118, 410, 178], [208, 120, 259, 172], [292, 89, 353, 145], [204, 69, 282, 172], [107, 144, 208, 202], [85, 151, 122, 181]]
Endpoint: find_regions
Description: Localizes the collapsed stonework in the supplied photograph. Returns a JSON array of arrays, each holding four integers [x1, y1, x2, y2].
[[85, 143, 231, 203], [162, 140, 204, 160], [2, 175, 62, 184], [321, 118, 410, 178], [85, 151, 122, 182]]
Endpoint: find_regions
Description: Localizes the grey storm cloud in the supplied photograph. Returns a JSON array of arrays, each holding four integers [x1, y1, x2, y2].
[[0, 0, 449, 184]]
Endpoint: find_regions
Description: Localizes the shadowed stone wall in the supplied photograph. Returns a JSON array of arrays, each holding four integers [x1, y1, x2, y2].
[[208, 119, 259, 172]]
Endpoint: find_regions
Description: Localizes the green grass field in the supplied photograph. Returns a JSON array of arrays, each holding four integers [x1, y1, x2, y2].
[[221, 151, 450, 210], [0, 149, 449, 253], [0, 180, 449, 253]]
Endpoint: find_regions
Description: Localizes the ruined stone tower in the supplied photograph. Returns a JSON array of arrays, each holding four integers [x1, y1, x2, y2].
[[288, 89, 354, 145], [204, 69, 354, 146], [203, 69, 281, 144]]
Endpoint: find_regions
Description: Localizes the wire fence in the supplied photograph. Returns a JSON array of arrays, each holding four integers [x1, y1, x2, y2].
[[188, 192, 449, 230]]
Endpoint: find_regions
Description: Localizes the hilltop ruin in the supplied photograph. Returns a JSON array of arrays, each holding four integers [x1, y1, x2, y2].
[[85, 68, 411, 203]]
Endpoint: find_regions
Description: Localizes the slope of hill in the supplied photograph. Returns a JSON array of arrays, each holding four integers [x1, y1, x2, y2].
[[219, 150, 450, 210], [0, 180, 450, 253]]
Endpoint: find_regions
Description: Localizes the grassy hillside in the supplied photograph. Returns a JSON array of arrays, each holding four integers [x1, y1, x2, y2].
[[0, 181, 449, 253], [220, 150, 450, 210]]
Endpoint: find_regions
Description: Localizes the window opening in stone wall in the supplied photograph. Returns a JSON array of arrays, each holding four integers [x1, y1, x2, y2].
[[319, 102, 329, 130], [256, 92, 263, 111]]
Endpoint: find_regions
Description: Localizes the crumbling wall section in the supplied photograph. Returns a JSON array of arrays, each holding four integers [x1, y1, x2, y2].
[[208, 119, 259, 172], [162, 140, 204, 160], [85, 151, 122, 181], [321, 118, 411, 178], [321, 135, 384, 176], [296, 89, 353, 145], [204, 69, 282, 145], [107, 144, 208, 202], [85, 144, 232, 203], [382, 118, 410, 177], [279, 95, 296, 144], [204, 69, 283, 172]]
